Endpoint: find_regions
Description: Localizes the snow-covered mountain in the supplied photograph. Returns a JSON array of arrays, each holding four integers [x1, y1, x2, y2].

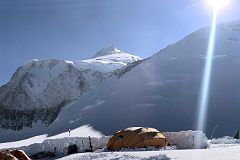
[[48, 21, 240, 138], [0, 46, 142, 133], [74, 45, 141, 87]]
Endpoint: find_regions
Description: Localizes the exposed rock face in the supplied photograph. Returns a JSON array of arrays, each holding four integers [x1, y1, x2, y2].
[[0, 59, 89, 130]]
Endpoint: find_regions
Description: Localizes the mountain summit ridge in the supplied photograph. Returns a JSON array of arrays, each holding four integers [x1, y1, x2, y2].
[[92, 45, 123, 58]]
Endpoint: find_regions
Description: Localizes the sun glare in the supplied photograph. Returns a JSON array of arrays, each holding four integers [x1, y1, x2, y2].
[[206, 0, 231, 11]]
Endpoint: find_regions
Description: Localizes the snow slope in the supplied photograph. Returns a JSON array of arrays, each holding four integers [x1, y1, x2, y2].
[[49, 21, 240, 138], [0, 46, 141, 142], [0, 125, 105, 150], [57, 145, 240, 160], [74, 45, 141, 87]]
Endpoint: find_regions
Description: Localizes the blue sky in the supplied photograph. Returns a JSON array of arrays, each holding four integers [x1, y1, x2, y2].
[[0, 0, 240, 85]]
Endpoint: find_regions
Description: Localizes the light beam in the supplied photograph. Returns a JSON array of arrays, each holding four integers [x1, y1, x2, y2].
[[197, 10, 217, 133], [195, 10, 218, 147], [195, 0, 231, 148]]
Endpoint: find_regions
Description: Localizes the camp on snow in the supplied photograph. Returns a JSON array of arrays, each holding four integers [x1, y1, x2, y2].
[[107, 127, 167, 151]]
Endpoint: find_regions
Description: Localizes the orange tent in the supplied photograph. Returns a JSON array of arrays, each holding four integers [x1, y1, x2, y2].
[[107, 127, 167, 151], [0, 153, 17, 160], [0, 150, 30, 160], [10, 150, 31, 160]]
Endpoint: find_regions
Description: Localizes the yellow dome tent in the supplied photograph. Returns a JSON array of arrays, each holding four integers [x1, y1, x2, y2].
[[107, 127, 167, 151]]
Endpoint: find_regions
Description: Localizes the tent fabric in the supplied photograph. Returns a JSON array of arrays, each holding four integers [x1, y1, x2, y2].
[[0, 150, 30, 160], [10, 150, 31, 160], [107, 127, 167, 151], [0, 153, 17, 160]]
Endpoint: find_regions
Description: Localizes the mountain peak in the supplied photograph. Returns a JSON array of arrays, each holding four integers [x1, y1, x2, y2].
[[92, 45, 122, 58]]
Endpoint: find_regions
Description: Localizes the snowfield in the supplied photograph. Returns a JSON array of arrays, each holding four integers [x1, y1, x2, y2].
[[0, 125, 103, 150], [0, 131, 240, 160], [57, 146, 240, 160], [0, 131, 207, 152]]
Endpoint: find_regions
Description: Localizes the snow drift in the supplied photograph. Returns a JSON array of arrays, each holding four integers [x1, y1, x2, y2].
[[164, 131, 208, 149]]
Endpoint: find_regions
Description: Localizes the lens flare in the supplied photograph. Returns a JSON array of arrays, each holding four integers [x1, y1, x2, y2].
[[197, 11, 217, 134], [206, 0, 231, 11], [195, 7, 219, 148], [195, 0, 231, 148]]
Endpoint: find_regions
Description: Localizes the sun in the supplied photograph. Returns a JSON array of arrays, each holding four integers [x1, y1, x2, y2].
[[206, 0, 231, 12]]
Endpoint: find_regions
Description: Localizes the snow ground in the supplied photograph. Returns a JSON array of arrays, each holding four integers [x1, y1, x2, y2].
[[0, 125, 103, 150], [0, 135, 47, 149], [57, 145, 240, 160], [0, 130, 206, 152], [1, 132, 240, 160]]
